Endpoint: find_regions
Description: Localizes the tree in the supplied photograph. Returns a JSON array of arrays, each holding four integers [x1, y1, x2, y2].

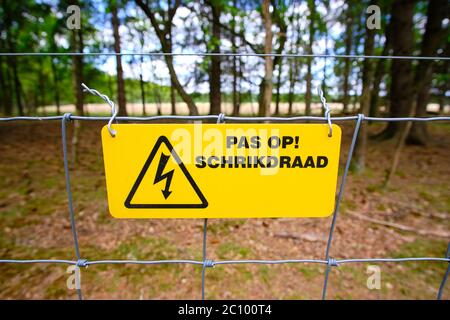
[[110, 0, 128, 116], [204, 1, 287, 116], [435, 43, 449, 114], [341, 0, 354, 114], [206, 0, 222, 115], [379, 0, 415, 140], [274, 57, 282, 115], [230, 0, 240, 116], [258, 0, 273, 117], [352, 0, 377, 173], [304, 0, 316, 116], [135, 0, 199, 115], [259, 0, 288, 116], [47, 17, 63, 115], [2, 0, 26, 115], [287, 2, 302, 116], [369, 23, 391, 118], [0, 18, 13, 115], [369, 0, 392, 119], [68, 0, 85, 116], [0, 54, 13, 115], [407, 0, 448, 145], [385, 0, 447, 185], [126, 15, 150, 116]]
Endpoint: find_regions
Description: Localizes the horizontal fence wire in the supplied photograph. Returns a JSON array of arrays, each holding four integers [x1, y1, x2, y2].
[[1, 258, 449, 266], [0, 114, 449, 301], [0, 52, 449, 60], [1, 115, 450, 122]]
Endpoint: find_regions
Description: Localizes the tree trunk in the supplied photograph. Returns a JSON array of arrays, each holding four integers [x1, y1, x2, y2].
[[381, 0, 415, 140], [275, 59, 282, 115], [258, 0, 273, 117], [0, 56, 3, 115], [4, 61, 14, 116], [152, 81, 162, 115], [232, 56, 239, 115], [4, 4, 24, 116], [51, 58, 61, 114], [37, 58, 46, 114], [352, 2, 376, 173], [231, 0, 239, 116], [407, 0, 448, 145], [208, 0, 221, 115], [438, 82, 447, 114], [111, 1, 127, 116], [136, 0, 199, 116], [288, 59, 298, 116], [8, 48, 24, 116], [342, 1, 353, 114], [369, 24, 391, 119], [385, 0, 446, 186], [71, 29, 84, 116], [321, 32, 329, 116], [0, 54, 13, 115], [170, 81, 176, 115], [304, 0, 316, 116], [139, 73, 147, 116]]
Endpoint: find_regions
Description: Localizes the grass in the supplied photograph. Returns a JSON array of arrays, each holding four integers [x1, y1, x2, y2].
[[326, 239, 449, 299], [208, 220, 246, 236], [216, 242, 252, 260]]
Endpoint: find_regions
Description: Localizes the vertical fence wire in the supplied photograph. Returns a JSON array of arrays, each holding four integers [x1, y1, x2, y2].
[[437, 243, 450, 300], [61, 113, 83, 300], [201, 218, 209, 300], [322, 114, 364, 300]]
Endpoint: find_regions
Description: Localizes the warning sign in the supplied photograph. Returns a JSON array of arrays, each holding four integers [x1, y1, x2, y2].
[[101, 124, 341, 218], [124, 136, 208, 209]]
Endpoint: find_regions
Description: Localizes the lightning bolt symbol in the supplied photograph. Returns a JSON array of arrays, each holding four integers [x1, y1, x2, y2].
[[153, 153, 174, 199]]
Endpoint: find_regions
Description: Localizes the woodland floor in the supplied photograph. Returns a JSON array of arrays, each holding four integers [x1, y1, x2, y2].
[[0, 119, 449, 300]]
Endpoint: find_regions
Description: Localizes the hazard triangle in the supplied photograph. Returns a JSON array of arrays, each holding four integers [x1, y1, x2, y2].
[[124, 136, 208, 209]]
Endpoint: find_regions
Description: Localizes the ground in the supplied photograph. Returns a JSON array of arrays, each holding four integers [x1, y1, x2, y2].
[[0, 119, 449, 299]]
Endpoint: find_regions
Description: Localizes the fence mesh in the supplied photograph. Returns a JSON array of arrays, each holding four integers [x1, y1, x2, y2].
[[0, 113, 449, 300]]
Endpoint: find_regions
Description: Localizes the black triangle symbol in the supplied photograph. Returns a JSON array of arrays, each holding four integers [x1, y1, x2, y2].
[[124, 136, 208, 209]]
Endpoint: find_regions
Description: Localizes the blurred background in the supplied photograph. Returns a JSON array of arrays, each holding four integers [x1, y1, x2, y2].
[[0, 0, 449, 299]]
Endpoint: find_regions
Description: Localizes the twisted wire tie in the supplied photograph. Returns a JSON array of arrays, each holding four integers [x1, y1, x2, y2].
[[327, 258, 338, 267], [76, 259, 88, 268], [203, 259, 215, 268], [317, 86, 333, 137], [81, 83, 118, 137], [63, 113, 72, 122], [217, 113, 226, 124]]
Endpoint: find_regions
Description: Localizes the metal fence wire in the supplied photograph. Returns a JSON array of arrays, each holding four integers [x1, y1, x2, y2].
[[0, 51, 449, 300]]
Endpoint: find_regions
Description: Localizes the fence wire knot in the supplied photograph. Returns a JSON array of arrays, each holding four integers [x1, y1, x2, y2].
[[203, 259, 215, 268], [76, 259, 88, 268], [63, 113, 72, 122], [358, 113, 365, 122], [217, 113, 226, 124], [327, 258, 339, 267]]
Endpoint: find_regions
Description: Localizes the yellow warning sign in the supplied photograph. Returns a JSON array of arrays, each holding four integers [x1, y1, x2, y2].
[[101, 124, 341, 218]]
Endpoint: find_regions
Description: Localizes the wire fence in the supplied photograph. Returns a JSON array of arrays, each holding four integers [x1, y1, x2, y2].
[[0, 41, 450, 300], [0, 113, 449, 300]]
